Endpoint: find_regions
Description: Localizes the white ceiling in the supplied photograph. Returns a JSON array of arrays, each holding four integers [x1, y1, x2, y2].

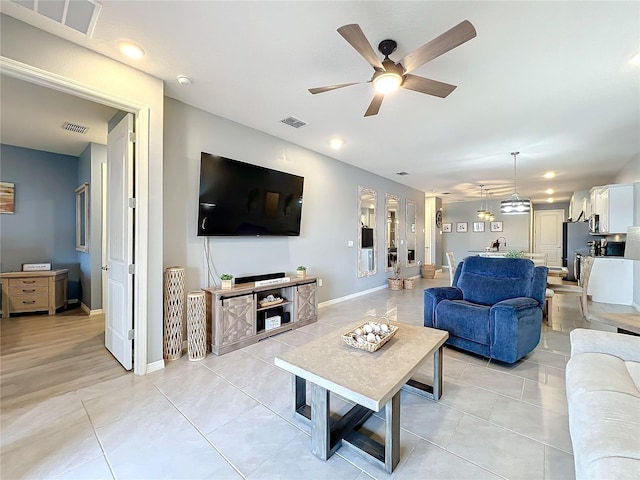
[[1, 74, 118, 156], [1, 1, 639, 204]]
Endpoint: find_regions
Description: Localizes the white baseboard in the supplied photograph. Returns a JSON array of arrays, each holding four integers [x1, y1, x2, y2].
[[80, 303, 104, 316], [145, 359, 165, 374], [318, 284, 388, 308]]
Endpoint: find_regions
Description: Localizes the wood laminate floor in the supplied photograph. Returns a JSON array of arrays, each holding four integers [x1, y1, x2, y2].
[[0, 307, 127, 411]]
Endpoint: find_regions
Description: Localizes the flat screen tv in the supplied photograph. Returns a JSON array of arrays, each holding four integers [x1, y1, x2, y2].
[[197, 152, 304, 236]]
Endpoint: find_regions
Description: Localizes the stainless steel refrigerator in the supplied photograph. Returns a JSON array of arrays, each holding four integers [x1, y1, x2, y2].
[[562, 221, 595, 281]]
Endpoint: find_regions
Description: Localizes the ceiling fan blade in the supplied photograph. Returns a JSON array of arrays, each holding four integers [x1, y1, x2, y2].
[[337, 24, 385, 70], [402, 74, 457, 98], [364, 93, 384, 117], [400, 20, 477, 74], [308, 82, 363, 94]]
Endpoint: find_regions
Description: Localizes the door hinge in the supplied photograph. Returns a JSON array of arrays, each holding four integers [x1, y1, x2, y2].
[[127, 329, 135, 340], [129, 131, 136, 143], [129, 198, 137, 208], [128, 264, 135, 274]]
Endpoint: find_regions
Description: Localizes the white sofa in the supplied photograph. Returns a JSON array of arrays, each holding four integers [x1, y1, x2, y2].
[[566, 329, 640, 479]]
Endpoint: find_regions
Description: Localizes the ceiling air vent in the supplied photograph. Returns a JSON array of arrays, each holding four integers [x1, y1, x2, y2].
[[10, 0, 102, 37], [396, 171, 410, 176], [280, 116, 308, 129], [63, 122, 89, 134]]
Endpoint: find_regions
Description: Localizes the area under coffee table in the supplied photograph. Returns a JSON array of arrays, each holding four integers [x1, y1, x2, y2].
[[274, 320, 448, 473]]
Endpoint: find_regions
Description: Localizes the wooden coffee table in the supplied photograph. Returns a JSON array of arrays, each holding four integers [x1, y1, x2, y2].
[[274, 320, 448, 473]]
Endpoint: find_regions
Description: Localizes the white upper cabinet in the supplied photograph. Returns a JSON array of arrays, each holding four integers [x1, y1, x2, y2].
[[592, 184, 634, 234]]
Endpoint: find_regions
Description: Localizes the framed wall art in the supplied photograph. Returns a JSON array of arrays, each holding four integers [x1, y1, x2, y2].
[[490, 221, 503, 232], [0, 181, 15, 214], [473, 221, 485, 232], [456, 222, 468, 233], [442, 222, 452, 233]]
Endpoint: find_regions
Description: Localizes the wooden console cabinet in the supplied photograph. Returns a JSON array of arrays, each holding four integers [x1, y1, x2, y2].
[[1, 269, 68, 318], [204, 276, 318, 355]]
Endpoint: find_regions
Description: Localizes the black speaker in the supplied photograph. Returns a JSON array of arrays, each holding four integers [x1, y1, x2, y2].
[[235, 272, 285, 284]]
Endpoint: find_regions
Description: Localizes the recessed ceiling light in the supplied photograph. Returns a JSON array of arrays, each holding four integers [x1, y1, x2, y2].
[[543, 171, 555, 179], [547, 197, 554, 203], [177, 75, 192, 86], [119, 41, 145, 59], [330, 138, 344, 150], [630, 52, 640, 66], [545, 188, 554, 195]]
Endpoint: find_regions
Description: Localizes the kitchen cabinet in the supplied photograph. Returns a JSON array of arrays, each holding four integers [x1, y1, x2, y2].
[[595, 184, 633, 234], [589, 186, 603, 218], [588, 258, 634, 305]]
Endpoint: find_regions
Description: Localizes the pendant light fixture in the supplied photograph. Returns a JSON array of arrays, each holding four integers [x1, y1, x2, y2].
[[476, 184, 487, 218], [500, 151, 531, 214], [486, 191, 495, 221]]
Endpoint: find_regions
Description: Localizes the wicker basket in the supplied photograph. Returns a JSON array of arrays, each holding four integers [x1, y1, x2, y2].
[[403, 278, 415, 289], [421, 264, 436, 279], [388, 278, 403, 290], [342, 321, 399, 352], [259, 298, 284, 308]]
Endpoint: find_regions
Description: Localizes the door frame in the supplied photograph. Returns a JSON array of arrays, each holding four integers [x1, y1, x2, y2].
[[533, 208, 565, 266], [2, 57, 149, 376]]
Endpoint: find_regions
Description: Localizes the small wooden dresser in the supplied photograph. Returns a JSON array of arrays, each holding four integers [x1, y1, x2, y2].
[[1, 269, 68, 318]]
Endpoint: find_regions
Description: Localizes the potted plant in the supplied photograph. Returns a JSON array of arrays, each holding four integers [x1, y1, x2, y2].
[[296, 265, 307, 278], [388, 261, 403, 290], [220, 273, 234, 289]]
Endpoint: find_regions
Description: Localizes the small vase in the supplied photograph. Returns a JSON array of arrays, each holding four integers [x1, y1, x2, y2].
[[296, 270, 306, 278], [221, 279, 233, 289]]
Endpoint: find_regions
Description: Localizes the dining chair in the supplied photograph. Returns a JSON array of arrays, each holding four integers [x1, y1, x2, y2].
[[522, 252, 548, 266], [548, 256, 590, 319], [445, 251, 457, 286]]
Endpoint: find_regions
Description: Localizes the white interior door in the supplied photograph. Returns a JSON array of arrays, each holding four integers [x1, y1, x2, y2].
[[105, 114, 134, 370], [533, 209, 565, 266]]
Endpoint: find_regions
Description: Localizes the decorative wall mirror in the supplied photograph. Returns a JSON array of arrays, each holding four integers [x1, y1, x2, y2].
[[385, 194, 399, 272], [358, 186, 377, 277], [406, 199, 417, 267], [75, 182, 89, 252]]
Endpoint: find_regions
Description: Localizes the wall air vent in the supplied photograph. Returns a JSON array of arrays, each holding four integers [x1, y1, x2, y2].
[[10, 0, 102, 37], [63, 122, 89, 134], [396, 171, 410, 176], [280, 116, 308, 129]]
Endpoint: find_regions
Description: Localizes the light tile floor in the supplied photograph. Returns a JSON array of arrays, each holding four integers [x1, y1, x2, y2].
[[1, 272, 617, 480]]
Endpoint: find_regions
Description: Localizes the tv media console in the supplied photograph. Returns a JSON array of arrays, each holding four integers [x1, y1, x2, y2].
[[204, 276, 318, 355]]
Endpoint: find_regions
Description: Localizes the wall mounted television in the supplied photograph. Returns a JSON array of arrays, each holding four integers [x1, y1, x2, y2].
[[197, 152, 304, 236]]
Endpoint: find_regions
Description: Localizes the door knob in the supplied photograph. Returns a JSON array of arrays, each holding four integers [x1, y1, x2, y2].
[[102, 265, 109, 271]]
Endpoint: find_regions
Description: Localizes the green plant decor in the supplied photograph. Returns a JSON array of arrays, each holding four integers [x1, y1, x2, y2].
[[296, 266, 307, 271], [220, 274, 234, 280], [504, 250, 524, 258]]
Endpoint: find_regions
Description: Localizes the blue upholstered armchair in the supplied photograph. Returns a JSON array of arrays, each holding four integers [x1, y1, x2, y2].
[[424, 256, 548, 364]]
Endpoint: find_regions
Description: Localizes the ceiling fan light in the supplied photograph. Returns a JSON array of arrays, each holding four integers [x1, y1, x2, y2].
[[372, 72, 402, 93]]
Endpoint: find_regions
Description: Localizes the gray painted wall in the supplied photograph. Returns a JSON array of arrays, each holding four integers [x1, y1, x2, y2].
[[163, 98, 426, 302], [532, 201, 569, 218], [78, 143, 107, 310], [0, 145, 79, 285], [442, 200, 531, 265]]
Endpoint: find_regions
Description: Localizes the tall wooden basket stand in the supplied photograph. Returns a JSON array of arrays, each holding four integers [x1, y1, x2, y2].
[[187, 291, 207, 361], [163, 266, 185, 360]]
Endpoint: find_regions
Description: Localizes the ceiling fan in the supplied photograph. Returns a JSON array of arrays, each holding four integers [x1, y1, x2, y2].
[[309, 21, 477, 117]]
